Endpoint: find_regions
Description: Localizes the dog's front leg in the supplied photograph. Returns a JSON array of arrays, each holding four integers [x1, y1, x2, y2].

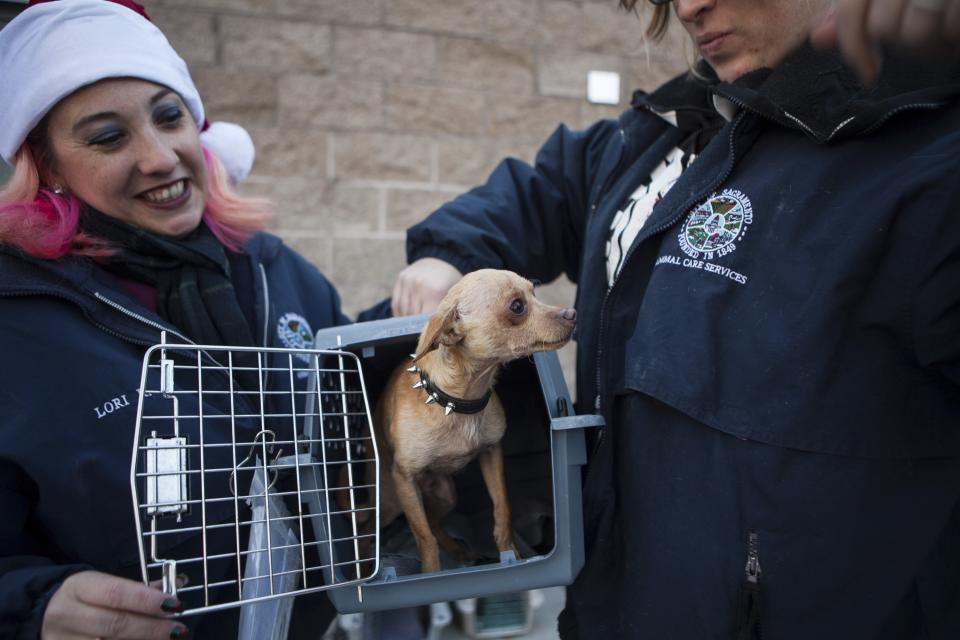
[[391, 464, 442, 573], [478, 443, 518, 557]]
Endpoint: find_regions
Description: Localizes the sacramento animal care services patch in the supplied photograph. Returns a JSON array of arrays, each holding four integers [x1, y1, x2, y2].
[[277, 312, 315, 365], [655, 188, 753, 285]]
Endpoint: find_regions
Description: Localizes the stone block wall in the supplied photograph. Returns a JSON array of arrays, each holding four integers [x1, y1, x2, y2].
[[145, 0, 689, 391]]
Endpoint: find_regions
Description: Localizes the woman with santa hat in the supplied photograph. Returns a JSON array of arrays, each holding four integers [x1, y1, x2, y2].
[[0, 1, 350, 637]]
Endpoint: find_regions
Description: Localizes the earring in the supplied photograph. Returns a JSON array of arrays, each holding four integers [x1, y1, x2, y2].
[[52, 184, 65, 195]]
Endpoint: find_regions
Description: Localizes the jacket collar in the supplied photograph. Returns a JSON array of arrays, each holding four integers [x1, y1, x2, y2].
[[0, 233, 277, 348], [0, 230, 281, 295], [634, 44, 960, 143], [0, 244, 95, 294]]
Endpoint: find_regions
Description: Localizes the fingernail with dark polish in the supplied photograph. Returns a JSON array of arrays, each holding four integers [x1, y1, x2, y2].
[[161, 597, 182, 613], [170, 624, 190, 639]]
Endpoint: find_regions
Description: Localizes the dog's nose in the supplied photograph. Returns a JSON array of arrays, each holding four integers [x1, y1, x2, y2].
[[560, 307, 576, 322]]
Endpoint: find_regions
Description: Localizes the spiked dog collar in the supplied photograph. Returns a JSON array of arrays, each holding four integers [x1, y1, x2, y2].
[[407, 361, 492, 416]]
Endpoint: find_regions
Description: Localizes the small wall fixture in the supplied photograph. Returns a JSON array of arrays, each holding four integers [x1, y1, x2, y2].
[[587, 70, 621, 105]]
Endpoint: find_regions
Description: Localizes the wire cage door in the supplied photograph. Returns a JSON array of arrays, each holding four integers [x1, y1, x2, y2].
[[130, 335, 380, 616]]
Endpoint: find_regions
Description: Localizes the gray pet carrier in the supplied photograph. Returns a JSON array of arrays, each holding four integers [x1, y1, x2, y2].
[[130, 314, 602, 618]]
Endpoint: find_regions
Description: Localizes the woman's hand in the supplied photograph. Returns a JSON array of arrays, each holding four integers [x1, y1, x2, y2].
[[811, 0, 960, 83], [42, 571, 189, 640], [391, 258, 463, 317]]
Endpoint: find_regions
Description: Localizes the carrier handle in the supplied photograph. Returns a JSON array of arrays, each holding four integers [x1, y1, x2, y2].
[[550, 415, 605, 431]]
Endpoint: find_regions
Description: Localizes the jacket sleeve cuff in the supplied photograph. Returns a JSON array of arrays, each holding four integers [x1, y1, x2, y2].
[[0, 563, 88, 640]]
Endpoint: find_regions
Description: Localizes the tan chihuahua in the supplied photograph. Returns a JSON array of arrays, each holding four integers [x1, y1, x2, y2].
[[369, 269, 576, 573]]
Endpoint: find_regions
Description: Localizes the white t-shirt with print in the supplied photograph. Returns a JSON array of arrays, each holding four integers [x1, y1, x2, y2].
[[605, 146, 694, 286], [605, 94, 737, 286]]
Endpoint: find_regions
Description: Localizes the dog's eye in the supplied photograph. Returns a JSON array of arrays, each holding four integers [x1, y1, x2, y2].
[[509, 298, 526, 315]]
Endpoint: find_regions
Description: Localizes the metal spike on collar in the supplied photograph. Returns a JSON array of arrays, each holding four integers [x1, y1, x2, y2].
[[409, 353, 417, 360], [444, 403, 454, 416], [425, 394, 436, 405], [406, 365, 418, 373], [412, 379, 425, 389]]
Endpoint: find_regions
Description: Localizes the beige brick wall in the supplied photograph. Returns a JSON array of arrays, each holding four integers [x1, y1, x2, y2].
[[146, 0, 688, 390]]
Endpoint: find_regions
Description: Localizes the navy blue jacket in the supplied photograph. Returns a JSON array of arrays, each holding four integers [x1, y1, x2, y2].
[[0, 232, 349, 638], [407, 48, 960, 639]]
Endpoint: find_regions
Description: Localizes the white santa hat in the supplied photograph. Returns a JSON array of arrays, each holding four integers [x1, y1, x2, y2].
[[0, 0, 255, 183]]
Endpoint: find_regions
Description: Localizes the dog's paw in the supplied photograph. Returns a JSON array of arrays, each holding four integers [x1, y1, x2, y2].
[[421, 550, 442, 574], [493, 528, 517, 554]]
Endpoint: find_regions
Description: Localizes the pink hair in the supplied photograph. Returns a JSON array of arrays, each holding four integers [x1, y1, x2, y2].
[[200, 147, 272, 253], [0, 145, 271, 259]]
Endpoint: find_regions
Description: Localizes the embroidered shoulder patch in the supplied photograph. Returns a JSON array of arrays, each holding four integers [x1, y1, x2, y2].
[[678, 188, 753, 260], [277, 313, 314, 352]]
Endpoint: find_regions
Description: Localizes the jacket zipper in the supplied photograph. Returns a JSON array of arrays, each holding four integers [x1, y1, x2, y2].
[[583, 126, 627, 454], [2, 289, 157, 348], [94, 291, 193, 345], [745, 530, 761, 585], [590, 127, 628, 217], [8, 287, 260, 414], [257, 263, 272, 393], [781, 110, 854, 141], [734, 530, 763, 640], [716, 85, 946, 143], [859, 100, 947, 136], [95, 291, 263, 417], [589, 127, 627, 397], [95, 290, 244, 384], [259, 263, 270, 346]]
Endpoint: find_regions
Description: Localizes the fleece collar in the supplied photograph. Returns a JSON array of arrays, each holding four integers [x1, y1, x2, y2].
[[633, 44, 960, 144]]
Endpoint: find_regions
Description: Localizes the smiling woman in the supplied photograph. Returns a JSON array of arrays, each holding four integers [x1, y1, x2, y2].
[[0, 1, 351, 638], [40, 80, 209, 239]]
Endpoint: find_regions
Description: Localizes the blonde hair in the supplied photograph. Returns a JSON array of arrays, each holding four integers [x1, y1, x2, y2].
[[619, 0, 672, 41]]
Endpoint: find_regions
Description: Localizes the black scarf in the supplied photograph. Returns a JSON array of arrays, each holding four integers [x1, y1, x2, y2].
[[83, 209, 261, 392]]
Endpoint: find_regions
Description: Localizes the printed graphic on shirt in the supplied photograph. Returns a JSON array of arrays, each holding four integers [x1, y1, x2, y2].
[[653, 188, 753, 286], [606, 147, 693, 286], [277, 312, 315, 364]]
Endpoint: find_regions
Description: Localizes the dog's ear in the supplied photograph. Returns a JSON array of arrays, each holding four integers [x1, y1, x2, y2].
[[414, 304, 462, 360]]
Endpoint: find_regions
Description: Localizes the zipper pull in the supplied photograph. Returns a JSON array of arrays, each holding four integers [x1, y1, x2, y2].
[[734, 530, 763, 640], [745, 530, 762, 584]]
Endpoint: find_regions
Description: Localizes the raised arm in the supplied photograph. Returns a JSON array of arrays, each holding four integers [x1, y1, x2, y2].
[[395, 119, 622, 315]]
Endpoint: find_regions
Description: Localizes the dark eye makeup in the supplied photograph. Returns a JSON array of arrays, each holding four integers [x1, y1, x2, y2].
[[86, 127, 125, 147], [80, 102, 184, 148], [154, 103, 184, 126]]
